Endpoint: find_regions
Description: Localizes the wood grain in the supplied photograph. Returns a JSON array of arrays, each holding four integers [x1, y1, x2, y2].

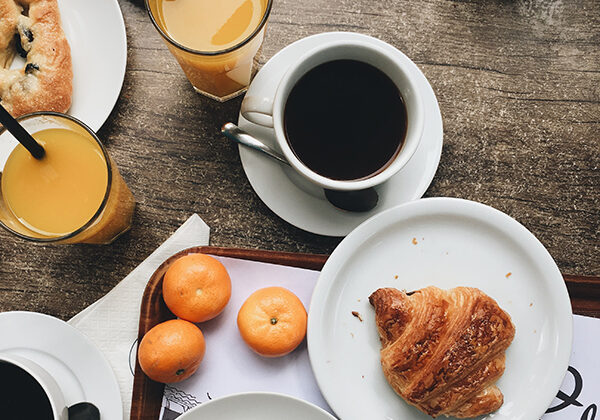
[[0, 0, 598, 322], [131, 247, 600, 419]]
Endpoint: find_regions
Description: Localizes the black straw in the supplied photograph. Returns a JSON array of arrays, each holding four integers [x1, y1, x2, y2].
[[0, 105, 45, 159]]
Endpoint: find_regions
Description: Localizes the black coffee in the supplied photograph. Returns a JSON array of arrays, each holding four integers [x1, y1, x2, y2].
[[0, 361, 54, 419], [284, 59, 407, 181]]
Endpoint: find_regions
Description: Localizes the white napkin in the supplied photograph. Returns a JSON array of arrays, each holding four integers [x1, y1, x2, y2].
[[68, 214, 210, 419]]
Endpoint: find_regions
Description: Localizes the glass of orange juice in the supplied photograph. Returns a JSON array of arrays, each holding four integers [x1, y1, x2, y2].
[[145, 0, 272, 101], [0, 112, 135, 244]]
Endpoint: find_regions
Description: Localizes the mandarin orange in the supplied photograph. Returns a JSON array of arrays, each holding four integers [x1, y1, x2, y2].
[[237, 286, 307, 357], [163, 253, 231, 323], [138, 319, 206, 383]]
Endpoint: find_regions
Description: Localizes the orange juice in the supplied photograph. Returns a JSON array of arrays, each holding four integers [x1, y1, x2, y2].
[[146, 0, 271, 101], [156, 0, 267, 52], [2, 128, 108, 236], [0, 113, 135, 244]]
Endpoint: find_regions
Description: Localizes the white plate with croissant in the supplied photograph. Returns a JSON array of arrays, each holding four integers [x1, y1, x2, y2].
[[308, 197, 572, 420]]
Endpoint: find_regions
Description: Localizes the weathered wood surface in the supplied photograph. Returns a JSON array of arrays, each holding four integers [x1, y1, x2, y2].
[[0, 0, 598, 320]]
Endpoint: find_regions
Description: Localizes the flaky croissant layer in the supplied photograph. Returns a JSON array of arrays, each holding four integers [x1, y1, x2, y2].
[[369, 286, 515, 418]]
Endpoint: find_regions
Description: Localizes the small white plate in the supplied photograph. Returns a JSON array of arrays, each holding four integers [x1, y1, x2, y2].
[[178, 392, 337, 420], [238, 32, 443, 237], [59, 0, 127, 131], [0, 311, 123, 419], [307, 198, 573, 420]]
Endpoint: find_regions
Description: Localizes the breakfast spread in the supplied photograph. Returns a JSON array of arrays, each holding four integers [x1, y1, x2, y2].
[[0, 0, 72, 117], [0, 0, 586, 417], [369, 286, 515, 418]]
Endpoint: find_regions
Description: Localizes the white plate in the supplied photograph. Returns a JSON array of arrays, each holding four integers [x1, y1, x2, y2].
[[307, 197, 573, 420], [238, 32, 443, 237], [0, 311, 123, 419], [178, 392, 337, 420], [59, 0, 126, 131]]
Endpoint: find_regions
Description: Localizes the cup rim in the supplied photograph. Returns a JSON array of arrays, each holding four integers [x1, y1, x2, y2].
[[0, 353, 64, 418], [144, 0, 273, 56], [271, 39, 424, 191], [0, 111, 113, 243]]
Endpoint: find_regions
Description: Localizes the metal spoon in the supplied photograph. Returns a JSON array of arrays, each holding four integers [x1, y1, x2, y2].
[[221, 122, 288, 166], [221, 123, 378, 212]]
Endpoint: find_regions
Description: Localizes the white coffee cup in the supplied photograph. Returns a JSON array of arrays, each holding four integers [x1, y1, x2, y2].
[[0, 353, 97, 419], [241, 38, 424, 192]]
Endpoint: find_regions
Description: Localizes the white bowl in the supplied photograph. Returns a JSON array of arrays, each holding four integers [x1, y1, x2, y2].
[[178, 392, 337, 420]]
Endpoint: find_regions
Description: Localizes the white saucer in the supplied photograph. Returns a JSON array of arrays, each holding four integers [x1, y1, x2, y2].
[[59, 0, 127, 131], [238, 32, 443, 237], [178, 392, 337, 420], [0, 311, 123, 419]]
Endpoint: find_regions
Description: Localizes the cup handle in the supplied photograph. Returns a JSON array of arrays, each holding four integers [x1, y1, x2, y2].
[[68, 402, 100, 420], [241, 96, 275, 128]]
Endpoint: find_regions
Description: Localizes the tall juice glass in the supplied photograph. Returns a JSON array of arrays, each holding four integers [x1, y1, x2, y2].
[[145, 0, 272, 101], [0, 112, 135, 244]]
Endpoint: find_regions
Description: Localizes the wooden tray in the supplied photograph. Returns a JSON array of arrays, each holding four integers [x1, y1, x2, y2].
[[130, 246, 600, 420]]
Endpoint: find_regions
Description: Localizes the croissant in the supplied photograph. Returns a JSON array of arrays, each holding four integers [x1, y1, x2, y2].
[[369, 286, 515, 418]]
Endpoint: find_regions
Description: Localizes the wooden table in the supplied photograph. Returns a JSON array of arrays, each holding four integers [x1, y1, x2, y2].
[[0, 0, 598, 320]]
